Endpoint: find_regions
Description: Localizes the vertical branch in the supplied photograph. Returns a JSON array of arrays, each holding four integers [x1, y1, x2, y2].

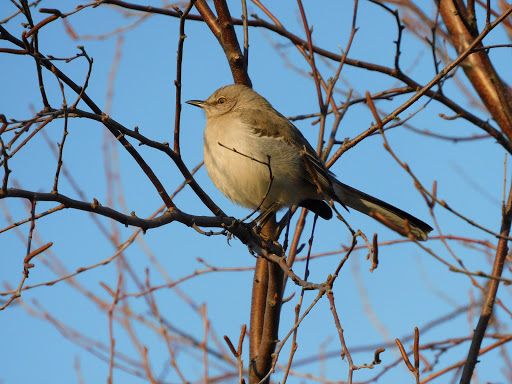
[[249, 257, 269, 377], [102, 35, 123, 240], [368, 1, 404, 70], [105, 273, 122, 384], [190, 2, 270, 382], [460, 176, 512, 382], [173, 1, 195, 154], [324, 235, 356, 382], [249, 216, 283, 384], [485, 0, 491, 26], [430, 4, 442, 79], [201, 303, 210, 382], [145, 269, 189, 383], [0, 136, 8, 191], [51, 65, 69, 193], [281, 302, 300, 384], [324, 0, 358, 106], [0, 223, 53, 311], [285, 208, 308, 269], [280, 214, 317, 381], [322, 0, 358, 161], [437, 2, 512, 381], [52, 108, 68, 193], [26, 199, 37, 256], [296, 0, 324, 111], [237, 324, 247, 382], [279, 208, 307, 305], [241, 0, 249, 71], [71, 47, 93, 110], [467, 0, 477, 30], [395, 335, 420, 383], [20, 1, 51, 111], [34, 49, 51, 110], [296, 0, 326, 154], [0, 115, 10, 192], [327, 289, 355, 383], [395, 327, 420, 383]]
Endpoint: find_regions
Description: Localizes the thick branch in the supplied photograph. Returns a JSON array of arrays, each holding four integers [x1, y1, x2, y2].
[[193, 0, 251, 86], [439, 0, 512, 141], [249, 218, 283, 384], [249, 257, 268, 381]]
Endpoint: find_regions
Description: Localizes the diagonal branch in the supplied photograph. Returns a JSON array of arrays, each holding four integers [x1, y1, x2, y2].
[[0, 24, 175, 209], [459, 168, 512, 382], [439, 0, 512, 141], [193, 0, 251, 86]]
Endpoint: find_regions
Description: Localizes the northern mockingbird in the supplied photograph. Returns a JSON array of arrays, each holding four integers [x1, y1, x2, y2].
[[187, 84, 432, 241]]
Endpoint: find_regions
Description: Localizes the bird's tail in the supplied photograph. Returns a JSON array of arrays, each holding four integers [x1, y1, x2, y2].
[[332, 180, 433, 241]]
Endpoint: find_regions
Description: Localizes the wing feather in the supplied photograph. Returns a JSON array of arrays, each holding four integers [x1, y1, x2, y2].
[[238, 107, 335, 197]]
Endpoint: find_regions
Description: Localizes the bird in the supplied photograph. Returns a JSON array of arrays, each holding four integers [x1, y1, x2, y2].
[[187, 84, 432, 241]]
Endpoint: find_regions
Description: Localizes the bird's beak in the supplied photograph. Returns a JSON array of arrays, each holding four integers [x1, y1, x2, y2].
[[186, 100, 205, 108]]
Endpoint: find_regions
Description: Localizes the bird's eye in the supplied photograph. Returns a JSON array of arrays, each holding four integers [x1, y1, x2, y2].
[[217, 97, 227, 104]]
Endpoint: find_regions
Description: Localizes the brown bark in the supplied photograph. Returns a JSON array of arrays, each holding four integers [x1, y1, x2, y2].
[[439, 0, 512, 141], [249, 217, 284, 384]]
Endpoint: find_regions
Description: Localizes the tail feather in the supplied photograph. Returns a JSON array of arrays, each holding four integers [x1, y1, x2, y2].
[[333, 180, 433, 241]]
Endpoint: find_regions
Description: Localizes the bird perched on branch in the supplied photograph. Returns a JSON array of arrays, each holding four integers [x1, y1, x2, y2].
[[187, 84, 432, 241]]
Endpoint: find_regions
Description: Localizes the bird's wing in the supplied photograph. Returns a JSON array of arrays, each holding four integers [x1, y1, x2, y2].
[[238, 107, 335, 197]]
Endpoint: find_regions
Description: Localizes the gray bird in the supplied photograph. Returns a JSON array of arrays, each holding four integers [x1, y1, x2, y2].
[[187, 84, 432, 241]]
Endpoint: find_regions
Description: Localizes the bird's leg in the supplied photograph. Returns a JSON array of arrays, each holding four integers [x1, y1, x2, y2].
[[253, 204, 279, 237]]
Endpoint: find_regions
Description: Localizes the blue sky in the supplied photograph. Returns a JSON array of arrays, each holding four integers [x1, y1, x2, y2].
[[1, 1, 511, 383]]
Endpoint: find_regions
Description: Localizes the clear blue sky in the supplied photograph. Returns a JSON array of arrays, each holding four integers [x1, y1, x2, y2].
[[1, 1, 511, 383]]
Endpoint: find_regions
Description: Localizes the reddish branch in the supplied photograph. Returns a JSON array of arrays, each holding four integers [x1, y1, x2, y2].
[[249, 217, 284, 384], [193, 0, 251, 87], [439, 0, 512, 141]]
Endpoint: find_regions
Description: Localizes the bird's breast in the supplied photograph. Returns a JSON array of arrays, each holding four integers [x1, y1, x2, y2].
[[202, 118, 309, 210]]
